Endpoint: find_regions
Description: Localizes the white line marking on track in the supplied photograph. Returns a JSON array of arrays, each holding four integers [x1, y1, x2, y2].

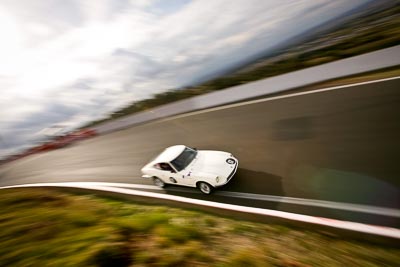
[[214, 191, 400, 218], [83, 182, 400, 218], [1, 182, 399, 239], [156, 76, 400, 123], [5, 182, 397, 218]]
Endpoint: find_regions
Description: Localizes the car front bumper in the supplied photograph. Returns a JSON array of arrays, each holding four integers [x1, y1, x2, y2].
[[215, 157, 238, 188]]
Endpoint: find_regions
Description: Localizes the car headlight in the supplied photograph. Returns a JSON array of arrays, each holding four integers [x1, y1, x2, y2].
[[216, 176, 220, 183]]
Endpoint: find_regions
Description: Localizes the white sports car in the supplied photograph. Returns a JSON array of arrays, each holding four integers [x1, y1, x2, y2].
[[141, 145, 238, 194]]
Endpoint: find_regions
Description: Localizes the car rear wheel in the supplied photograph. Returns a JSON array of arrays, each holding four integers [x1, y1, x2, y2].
[[153, 177, 165, 188], [198, 182, 213, 194]]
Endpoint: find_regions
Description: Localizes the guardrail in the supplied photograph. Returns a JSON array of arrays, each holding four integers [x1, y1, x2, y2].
[[93, 45, 400, 134]]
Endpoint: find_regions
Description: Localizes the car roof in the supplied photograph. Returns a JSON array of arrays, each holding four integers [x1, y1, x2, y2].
[[153, 145, 186, 163]]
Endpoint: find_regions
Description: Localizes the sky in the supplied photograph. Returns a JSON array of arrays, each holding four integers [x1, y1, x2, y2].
[[0, 0, 369, 158]]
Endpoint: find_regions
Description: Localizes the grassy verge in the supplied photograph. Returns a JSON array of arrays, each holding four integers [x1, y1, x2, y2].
[[0, 188, 399, 266]]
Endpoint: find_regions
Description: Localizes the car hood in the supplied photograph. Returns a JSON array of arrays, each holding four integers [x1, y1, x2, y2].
[[186, 150, 234, 177]]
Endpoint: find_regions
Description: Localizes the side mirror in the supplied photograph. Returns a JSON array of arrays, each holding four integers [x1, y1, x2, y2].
[[193, 147, 198, 151]]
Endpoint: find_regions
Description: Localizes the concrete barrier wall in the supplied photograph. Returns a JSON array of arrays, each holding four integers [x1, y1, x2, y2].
[[93, 45, 400, 134]]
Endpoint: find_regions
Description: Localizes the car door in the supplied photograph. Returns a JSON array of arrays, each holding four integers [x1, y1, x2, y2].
[[165, 168, 192, 186], [177, 170, 196, 187], [165, 165, 194, 186], [159, 163, 195, 187], [157, 163, 183, 185], [171, 170, 196, 187]]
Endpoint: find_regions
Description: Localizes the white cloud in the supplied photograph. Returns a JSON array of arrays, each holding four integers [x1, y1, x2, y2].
[[0, 0, 369, 157]]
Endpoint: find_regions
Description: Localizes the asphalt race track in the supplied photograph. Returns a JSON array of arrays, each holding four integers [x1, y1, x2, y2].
[[1, 77, 399, 227]]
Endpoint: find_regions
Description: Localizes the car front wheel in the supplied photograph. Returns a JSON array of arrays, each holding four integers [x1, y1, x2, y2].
[[153, 177, 165, 188], [198, 182, 213, 194]]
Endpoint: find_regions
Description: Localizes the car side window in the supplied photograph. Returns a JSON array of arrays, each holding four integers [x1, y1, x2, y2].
[[159, 163, 175, 172], [153, 163, 161, 170]]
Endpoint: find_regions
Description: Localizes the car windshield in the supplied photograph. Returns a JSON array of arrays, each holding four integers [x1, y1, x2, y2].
[[170, 147, 197, 172]]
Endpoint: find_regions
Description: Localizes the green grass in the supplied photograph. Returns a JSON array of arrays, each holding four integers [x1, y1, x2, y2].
[[0, 188, 399, 266]]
